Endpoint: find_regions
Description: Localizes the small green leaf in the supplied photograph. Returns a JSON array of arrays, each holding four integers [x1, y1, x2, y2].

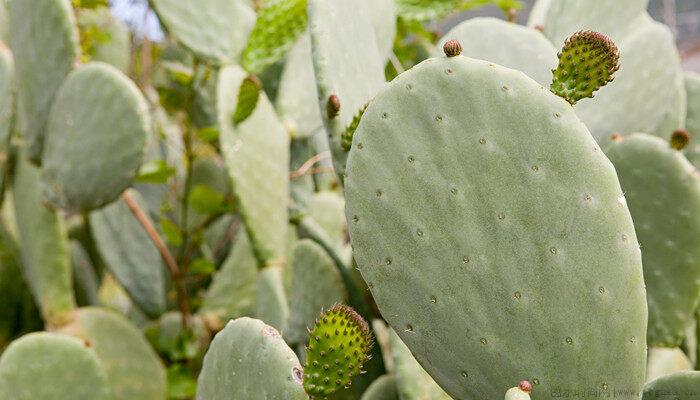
[[160, 219, 183, 247], [136, 160, 176, 184], [231, 76, 261, 126], [241, 0, 308, 74], [187, 185, 228, 215], [396, 0, 522, 21], [196, 126, 219, 143], [190, 257, 215, 275]]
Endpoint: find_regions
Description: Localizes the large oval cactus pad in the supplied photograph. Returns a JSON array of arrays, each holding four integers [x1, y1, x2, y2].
[[42, 62, 149, 212], [642, 371, 700, 400], [345, 55, 647, 399]]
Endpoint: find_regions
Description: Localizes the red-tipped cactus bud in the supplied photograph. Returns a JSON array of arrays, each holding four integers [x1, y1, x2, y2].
[[611, 132, 623, 142], [670, 129, 691, 150], [518, 380, 532, 393], [443, 40, 463, 57], [327, 94, 341, 119], [550, 30, 620, 105], [505, 380, 533, 400]]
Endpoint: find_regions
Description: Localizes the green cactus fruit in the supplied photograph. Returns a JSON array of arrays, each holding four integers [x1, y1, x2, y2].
[[12, 150, 76, 327], [389, 329, 451, 400], [232, 75, 262, 126], [276, 33, 324, 139], [365, 0, 397, 60], [684, 72, 700, 167], [200, 229, 257, 323], [42, 62, 149, 212], [256, 265, 289, 331], [241, 0, 308, 75], [197, 317, 308, 400], [646, 347, 693, 383], [0, 332, 110, 400], [308, 0, 385, 181], [0, 42, 13, 200], [217, 65, 289, 267], [344, 52, 647, 399], [286, 240, 347, 344], [437, 17, 558, 86], [150, 0, 254, 64], [505, 381, 533, 400], [303, 304, 373, 397], [360, 375, 399, 400], [8, 0, 80, 164], [77, 7, 131, 72], [64, 307, 168, 400], [642, 371, 700, 400], [90, 191, 167, 317], [530, 2, 685, 142], [550, 30, 620, 105], [604, 133, 700, 347]]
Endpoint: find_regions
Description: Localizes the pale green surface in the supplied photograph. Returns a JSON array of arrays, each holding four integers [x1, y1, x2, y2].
[[308, 0, 385, 180], [308, 190, 347, 247], [345, 55, 647, 399], [43, 62, 149, 212], [365, 0, 397, 60], [12, 151, 75, 326], [151, 0, 254, 63], [255, 265, 289, 332], [90, 192, 166, 317], [361, 375, 400, 400], [684, 72, 700, 167], [0, 332, 110, 400], [8, 0, 79, 163], [196, 318, 308, 400], [217, 65, 289, 266], [646, 347, 693, 383], [389, 330, 451, 400], [437, 18, 558, 86], [0, 43, 13, 195], [642, 371, 700, 400], [78, 7, 131, 72], [605, 134, 700, 347]]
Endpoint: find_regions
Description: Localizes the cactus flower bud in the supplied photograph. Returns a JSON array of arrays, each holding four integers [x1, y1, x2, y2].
[[670, 129, 691, 150], [327, 94, 341, 119], [443, 40, 463, 57], [505, 381, 532, 400]]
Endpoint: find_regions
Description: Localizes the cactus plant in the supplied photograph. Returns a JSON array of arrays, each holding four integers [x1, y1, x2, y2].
[[684, 72, 700, 167], [360, 375, 400, 400], [77, 7, 131, 72], [389, 329, 451, 400], [0, 42, 13, 199], [345, 45, 646, 399], [646, 347, 693, 382], [642, 371, 700, 400]]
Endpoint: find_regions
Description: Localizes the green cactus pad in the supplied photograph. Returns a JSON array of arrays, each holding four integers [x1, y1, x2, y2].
[[308, 191, 348, 248], [217, 65, 289, 266], [42, 62, 149, 212], [642, 371, 700, 400], [197, 317, 308, 400], [345, 55, 647, 399], [303, 304, 373, 396], [150, 0, 254, 64], [77, 7, 131, 72], [90, 192, 167, 317], [389, 329, 451, 400], [395, 0, 461, 22], [200, 229, 257, 322], [646, 347, 693, 383], [12, 151, 76, 327], [0, 43, 13, 196], [550, 31, 619, 105], [308, 0, 385, 180], [365, 0, 397, 60], [360, 375, 399, 400], [286, 240, 347, 344], [0, 332, 110, 400], [684, 73, 700, 167], [8, 0, 80, 163], [241, 0, 308, 75], [437, 18, 558, 86], [256, 265, 289, 331], [605, 133, 700, 347], [276, 33, 324, 139]]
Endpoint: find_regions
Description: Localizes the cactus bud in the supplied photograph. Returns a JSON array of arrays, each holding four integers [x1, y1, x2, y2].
[[303, 304, 373, 397], [232, 75, 262, 126], [670, 129, 691, 150], [327, 94, 341, 119], [340, 104, 368, 151], [443, 40, 463, 57], [505, 381, 533, 400], [550, 30, 620, 105]]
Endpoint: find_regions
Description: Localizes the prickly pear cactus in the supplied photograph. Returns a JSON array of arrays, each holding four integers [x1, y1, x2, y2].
[[8, 0, 80, 163], [150, 0, 254, 64], [12, 151, 76, 327], [345, 51, 647, 399], [308, 0, 385, 180], [256, 265, 289, 331], [360, 375, 399, 400], [646, 347, 693, 382], [642, 371, 700, 400], [303, 304, 373, 397], [684, 72, 700, 167], [505, 382, 533, 400], [605, 133, 700, 348], [437, 17, 558, 86], [0, 42, 13, 196], [0, 332, 110, 400], [196, 317, 308, 400], [389, 329, 451, 400], [365, 0, 397, 60], [42, 62, 149, 212], [77, 7, 131, 72]]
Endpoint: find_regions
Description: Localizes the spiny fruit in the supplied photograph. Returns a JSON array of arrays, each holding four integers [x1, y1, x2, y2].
[[670, 129, 691, 150], [550, 30, 620, 105], [340, 105, 367, 151], [303, 304, 373, 398]]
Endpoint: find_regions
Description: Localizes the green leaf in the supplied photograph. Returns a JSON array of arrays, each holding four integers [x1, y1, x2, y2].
[[166, 365, 197, 400], [190, 257, 215, 275], [187, 185, 228, 215], [160, 219, 183, 247], [396, 0, 522, 21], [231, 75, 261, 126], [136, 160, 176, 184], [196, 126, 220, 143], [241, 0, 308, 74]]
